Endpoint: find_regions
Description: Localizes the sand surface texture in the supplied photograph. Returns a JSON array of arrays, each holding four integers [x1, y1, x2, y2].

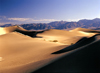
[[0, 26, 100, 73]]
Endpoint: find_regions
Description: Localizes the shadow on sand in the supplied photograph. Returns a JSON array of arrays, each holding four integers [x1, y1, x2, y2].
[[52, 34, 100, 54], [32, 35, 100, 73], [15, 29, 44, 38]]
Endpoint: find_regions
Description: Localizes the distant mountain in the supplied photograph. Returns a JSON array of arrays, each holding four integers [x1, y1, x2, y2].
[[20, 23, 52, 30], [48, 21, 67, 27], [0, 18, 100, 30], [55, 22, 82, 29], [0, 24, 13, 27], [93, 18, 100, 22]]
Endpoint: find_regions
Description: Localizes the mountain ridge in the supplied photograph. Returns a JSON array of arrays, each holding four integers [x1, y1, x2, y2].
[[0, 18, 100, 30]]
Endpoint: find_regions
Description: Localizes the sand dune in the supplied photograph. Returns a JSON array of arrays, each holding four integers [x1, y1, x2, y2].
[[0, 25, 44, 37], [4, 25, 27, 33], [0, 31, 67, 73], [0, 26, 100, 73], [0, 25, 28, 35], [33, 40, 100, 73], [52, 34, 99, 54], [0, 27, 6, 35], [37, 28, 96, 45], [71, 27, 100, 33]]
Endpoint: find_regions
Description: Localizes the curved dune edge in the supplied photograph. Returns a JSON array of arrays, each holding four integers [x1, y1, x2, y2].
[[52, 34, 100, 54], [0, 26, 100, 73]]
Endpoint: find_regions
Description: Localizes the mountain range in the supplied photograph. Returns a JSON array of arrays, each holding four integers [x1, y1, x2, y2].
[[0, 18, 100, 30]]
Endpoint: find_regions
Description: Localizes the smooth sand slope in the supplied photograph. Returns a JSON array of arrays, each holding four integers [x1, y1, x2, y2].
[[37, 28, 96, 45], [0, 32, 68, 73], [0, 26, 100, 73]]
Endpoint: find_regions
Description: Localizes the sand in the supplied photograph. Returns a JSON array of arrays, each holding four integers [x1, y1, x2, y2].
[[37, 28, 96, 45], [0, 26, 100, 73], [0, 27, 6, 35]]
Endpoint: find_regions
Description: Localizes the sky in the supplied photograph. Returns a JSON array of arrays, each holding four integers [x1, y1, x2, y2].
[[0, 0, 100, 25]]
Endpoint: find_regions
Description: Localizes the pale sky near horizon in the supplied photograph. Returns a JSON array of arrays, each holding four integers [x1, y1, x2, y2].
[[0, 0, 100, 25]]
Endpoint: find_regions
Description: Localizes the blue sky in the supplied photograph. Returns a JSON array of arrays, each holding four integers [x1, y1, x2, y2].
[[0, 0, 100, 25]]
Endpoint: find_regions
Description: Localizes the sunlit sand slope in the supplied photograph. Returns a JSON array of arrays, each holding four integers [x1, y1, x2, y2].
[[0, 32, 68, 73], [0, 27, 6, 35], [4, 25, 27, 33], [37, 28, 96, 45], [0, 26, 100, 73]]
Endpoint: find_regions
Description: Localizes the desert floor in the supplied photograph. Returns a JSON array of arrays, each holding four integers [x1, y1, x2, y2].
[[0, 26, 100, 73]]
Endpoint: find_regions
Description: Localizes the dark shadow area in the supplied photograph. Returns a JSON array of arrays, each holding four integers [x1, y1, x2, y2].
[[52, 34, 100, 54], [32, 40, 100, 73], [85, 31, 100, 33], [75, 37, 88, 44], [15, 29, 44, 37], [35, 36, 43, 38]]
